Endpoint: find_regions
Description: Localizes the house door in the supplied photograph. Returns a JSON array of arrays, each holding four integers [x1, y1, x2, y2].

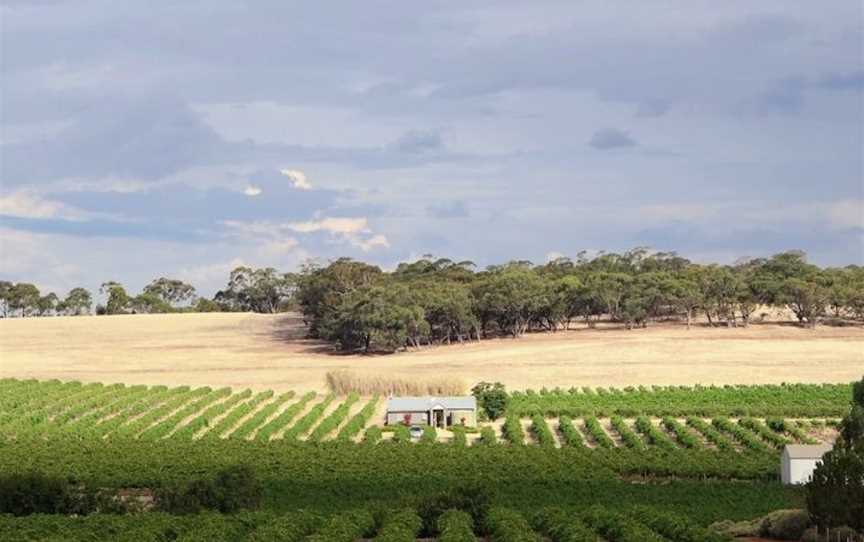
[[432, 409, 445, 428]]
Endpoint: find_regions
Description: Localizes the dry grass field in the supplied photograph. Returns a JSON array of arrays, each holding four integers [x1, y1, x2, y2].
[[1, 312, 862, 392]]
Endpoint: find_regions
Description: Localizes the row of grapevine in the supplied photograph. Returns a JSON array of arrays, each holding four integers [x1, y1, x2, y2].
[[531, 507, 597, 542], [739, 418, 790, 448], [661, 417, 703, 450], [138, 387, 232, 440], [530, 414, 556, 448], [584, 416, 615, 448], [582, 506, 667, 542], [255, 392, 316, 441], [374, 509, 422, 541], [172, 390, 252, 440], [611, 416, 645, 450], [557, 416, 585, 447], [767, 418, 818, 445], [335, 396, 379, 441], [508, 382, 851, 417], [308, 393, 359, 442], [306, 509, 375, 542], [64, 385, 153, 431], [685, 417, 736, 451], [91, 386, 186, 438], [115, 387, 211, 438], [437, 510, 477, 541], [502, 414, 526, 446], [487, 507, 541, 541], [203, 390, 273, 440], [711, 417, 770, 452], [634, 416, 677, 451], [230, 391, 294, 440], [283, 394, 335, 440]]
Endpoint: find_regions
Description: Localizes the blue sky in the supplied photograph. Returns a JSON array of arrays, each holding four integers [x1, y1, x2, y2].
[[1, 1, 862, 297]]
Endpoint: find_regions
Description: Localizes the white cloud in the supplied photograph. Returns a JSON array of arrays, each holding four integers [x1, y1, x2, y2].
[[243, 185, 262, 196], [286, 217, 369, 235], [221, 216, 388, 252], [545, 251, 565, 262], [354, 234, 390, 252], [0, 191, 88, 221], [279, 169, 312, 190]]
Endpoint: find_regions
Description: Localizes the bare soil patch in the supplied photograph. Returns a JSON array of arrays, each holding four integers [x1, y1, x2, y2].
[[1, 312, 862, 392]]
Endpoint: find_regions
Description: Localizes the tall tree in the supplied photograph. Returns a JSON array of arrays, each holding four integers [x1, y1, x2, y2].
[[143, 278, 196, 308], [100, 282, 130, 315], [61, 288, 93, 316], [7, 283, 40, 317]]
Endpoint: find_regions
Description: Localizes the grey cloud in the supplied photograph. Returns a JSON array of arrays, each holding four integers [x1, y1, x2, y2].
[[589, 129, 637, 150], [816, 71, 864, 91], [426, 201, 469, 219], [392, 130, 444, 154]]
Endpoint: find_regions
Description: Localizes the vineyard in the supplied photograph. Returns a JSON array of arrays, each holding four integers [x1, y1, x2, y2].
[[0, 377, 853, 540], [0, 502, 757, 541]]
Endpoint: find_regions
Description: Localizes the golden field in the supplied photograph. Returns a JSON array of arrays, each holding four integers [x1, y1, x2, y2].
[[0, 312, 862, 391]]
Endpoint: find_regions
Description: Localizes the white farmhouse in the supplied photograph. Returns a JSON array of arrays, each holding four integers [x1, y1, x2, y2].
[[780, 444, 833, 485]]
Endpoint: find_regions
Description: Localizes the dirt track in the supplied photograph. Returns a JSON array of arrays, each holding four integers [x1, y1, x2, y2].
[[0, 312, 862, 391]]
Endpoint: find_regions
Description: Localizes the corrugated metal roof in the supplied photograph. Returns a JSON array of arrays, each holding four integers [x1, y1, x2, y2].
[[783, 444, 833, 459], [387, 396, 476, 412]]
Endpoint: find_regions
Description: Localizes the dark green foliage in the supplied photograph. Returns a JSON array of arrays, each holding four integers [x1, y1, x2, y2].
[[417, 485, 492, 537], [451, 425, 468, 446], [582, 506, 666, 542], [473, 382, 509, 420], [628, 505, 731, 542], [155, 465, 262, 514], [806, 376, 864, 532], [0, 473, 71, 516]]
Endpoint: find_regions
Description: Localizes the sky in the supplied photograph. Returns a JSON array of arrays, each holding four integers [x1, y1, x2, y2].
[[1, 1, 863, 297]]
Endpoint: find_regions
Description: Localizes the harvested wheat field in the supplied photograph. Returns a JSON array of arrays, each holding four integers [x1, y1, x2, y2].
[[0, 312, 862, 392]]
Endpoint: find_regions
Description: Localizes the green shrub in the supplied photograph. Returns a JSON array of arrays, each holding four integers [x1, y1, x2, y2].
[[307, 509, 375, 542], [247, 510, 322, 541], [438, 509, 477, 541], [375, 508, 423, 541], [472, 382, 508, 420], [758, 509, 811, 540]]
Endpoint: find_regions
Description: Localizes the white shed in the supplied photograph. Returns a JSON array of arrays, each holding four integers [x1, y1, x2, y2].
[[780, 444, 832, 485]]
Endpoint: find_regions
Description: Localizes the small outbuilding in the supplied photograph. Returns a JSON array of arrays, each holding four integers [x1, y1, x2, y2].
[[780, 444, 833, 485], [386, 396, 477, 428]]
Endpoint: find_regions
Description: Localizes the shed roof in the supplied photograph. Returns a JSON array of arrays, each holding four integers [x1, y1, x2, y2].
[[783, 444, 833, 459], [387, 396, 476, 412]]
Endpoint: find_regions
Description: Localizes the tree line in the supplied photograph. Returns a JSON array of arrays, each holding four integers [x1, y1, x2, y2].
[[295, 250, 863, 352], [2, 250, 862, 352]]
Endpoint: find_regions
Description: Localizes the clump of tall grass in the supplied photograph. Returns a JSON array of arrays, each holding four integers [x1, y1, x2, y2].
[[325, 370, 466, 396]]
